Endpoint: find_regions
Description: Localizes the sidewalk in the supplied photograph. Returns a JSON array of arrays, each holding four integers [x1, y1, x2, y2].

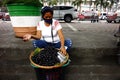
[[0, 20, 118, 48], [0, 20, 120, 80]]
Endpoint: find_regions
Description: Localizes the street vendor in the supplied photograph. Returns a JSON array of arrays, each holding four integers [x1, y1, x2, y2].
[[23, 6, 72, 55]]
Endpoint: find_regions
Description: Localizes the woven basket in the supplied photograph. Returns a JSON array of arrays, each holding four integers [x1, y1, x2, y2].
[[29, 49, 69, 69]]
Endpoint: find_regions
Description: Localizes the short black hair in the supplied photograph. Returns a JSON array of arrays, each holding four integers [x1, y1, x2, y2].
[[41, 6, 53, 18]]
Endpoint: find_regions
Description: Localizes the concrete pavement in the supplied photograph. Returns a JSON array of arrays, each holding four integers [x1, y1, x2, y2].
[[0, 20, 120, 80]]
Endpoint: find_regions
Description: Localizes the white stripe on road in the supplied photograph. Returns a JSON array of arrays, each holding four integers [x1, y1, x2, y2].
[[66, 23, 78, 31]]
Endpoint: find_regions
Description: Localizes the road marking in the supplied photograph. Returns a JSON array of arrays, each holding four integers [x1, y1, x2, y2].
[[66, 23, 78, 31]]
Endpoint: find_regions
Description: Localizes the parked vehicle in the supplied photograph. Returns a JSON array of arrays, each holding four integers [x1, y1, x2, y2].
[[115, 17, 120, 23], [106, 12, 117, 23], [106, 11, 120, 23], [99, 12, 107, 20], [81, 11, 93, 20], [2, 12, 10, 21], [0, 12, 4, 19], [52, 6, 78, 23], [78, 13, 85, 20], [78, 11, 99, 22], [115, 10, 120, 23]]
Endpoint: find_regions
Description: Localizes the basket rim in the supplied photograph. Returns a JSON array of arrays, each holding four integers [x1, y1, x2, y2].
[[29, 51, 69, 69]]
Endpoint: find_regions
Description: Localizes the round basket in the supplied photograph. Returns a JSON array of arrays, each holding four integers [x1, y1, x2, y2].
[[29, 50, 69, 69]]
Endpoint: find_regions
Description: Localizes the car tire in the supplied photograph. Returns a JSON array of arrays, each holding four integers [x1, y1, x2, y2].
[[2, 18, 5, 21], [107, 20, 112, 23], [114, 21, 116, 23], [64, 15, 72, 23]]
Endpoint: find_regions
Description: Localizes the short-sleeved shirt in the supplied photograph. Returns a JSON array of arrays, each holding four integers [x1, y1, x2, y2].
[[37, 19, 62, 43]]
